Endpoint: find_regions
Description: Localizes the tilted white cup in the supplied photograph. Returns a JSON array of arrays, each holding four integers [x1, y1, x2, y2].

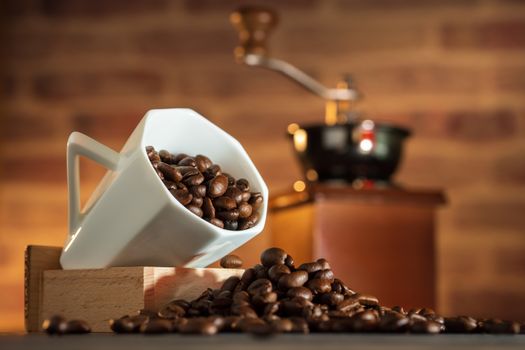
[[60, 108, 269, 269]]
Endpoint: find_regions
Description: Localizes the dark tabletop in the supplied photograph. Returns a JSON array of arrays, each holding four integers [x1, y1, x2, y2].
[[2, 334, 525, 350]]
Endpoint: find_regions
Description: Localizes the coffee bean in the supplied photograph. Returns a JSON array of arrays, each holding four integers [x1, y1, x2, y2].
[[337, 296, 360, 313], [140, 318, 173, 334], [261, 247, 287, 267], [109, 316, 136, 333], [60, 319, 91, 334], [157, 162, 183, 182], [178, 156, 197, 167], [209, 218, 224, 228], [239, 268, 256, 287], [248, 192, 263, 210], [247, 278, 273, 296], [158, 303, 186, 319], [222, 173, 236, 186], [357, 294, 379, 306], [189, 184, 207, 198], [183, 173, 205, 186], [270, 318, 293, 333], [221, 276, 240, 292], [220, 255, 243, 268], [233, 291, 250, 303], [158, 149, 176, 163], [298, 262, 323, 275], [252, 292, 278, 307], [287, 287, 313, 301], [481, 319, 520, 334], [224, 186, 243, 204], [231, 305, 258, 318], [202, 197, 215, 219], [195, 155, 212, 172], [278, 270, 309, 289], [411, 320, 441, 334], [213, 196, 237, 210], [305, 278, 332, 294], [223, 220, 238, 230], [170, 188, 193, 206], [208, 175, 229, 198], [317, 291, 343, 307], [148, 151, 161, 163], [313, 269, 334, 281], [173, 153, 189, 164], [238, 202, 253, 218], [187, 205, 203, 217], [284, 255, 295, 269], [379, 312, 410, 332], [179, 318, 218, 335], [176, 165, 200, 178], [190, 196, 203, 208], [444, 316, 478, 333], [42, 315, 66, 334], [241, 191, 251, 202], [316, 258, 331, 270], [217, 209, 240, 221], [203, 164, 222, 180], [268, 264, 291, 283], [236, 178, 250, 192]]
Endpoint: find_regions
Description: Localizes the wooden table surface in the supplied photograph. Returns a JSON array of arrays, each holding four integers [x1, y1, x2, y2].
[[2, 334, 524, 350]]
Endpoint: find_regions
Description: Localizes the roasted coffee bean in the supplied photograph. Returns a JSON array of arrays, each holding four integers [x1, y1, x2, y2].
[[140, 318, 173, 334], [418, 307, 435, 316], [247, 278, 273, 296], [179, 318, 218, 335], [42, 315, 66, 334], [167, 299, 190, 311], [157, 162, 183, 182], [223, 220, 238, 230], [183, 173, 205, 186], [224, 186, 243, 204], [213, 196, 237, 210], [357, 294, 379, 306], [60, 319, 91, 334], [176, 165, 200, 178], [268, 264, 291, 283], [349, 310, 379, 332], [158, 149, 176, 163], [392, 306, 406, 315], [222, 173, 236, 187], [158, 303, 186, 319], [305, 278, 332, 294], [238, 218, 255, 230], [253, 264, 269, 279], [189, 184, 207, 198], [203, 164, 221, 180], [241, 191, 251, 202], [444, 316, 478, 333], [278, 270, 309, 289], [233, 291, 250, 303], [195, 155, 212, 172], [248, 192, 263, 210], [238, 202, 253, 219], [313, 269, 334, 281], [287, 287, 313, 301], [379, 312, 410, 332], [411, 320, 442, 334], [270, 318, 293, 333], [231, 305, 258, 318], [264, 302, 280, 316], [239, 268, 256, 287], [217, 209, 239, 221], [290, 317, 309, 334], [481, 319, 520, 334], [221, 276, 240, 292], [284, 255, 295, 269], [187, 205, 203, 218], [336, 296, 360, 313], [109, 316, 136, 333], [209, 218, 224, 228], [178, 156, 197, 167], [208, 175, 229, 198], [171, 188, 193, 206], [317, 291, 344, 307], [252, 292, 278, 307], [148, 152, 161, 163], [261, 247, 288, 267], [220, 254, 243, 268], [281, 298, 314, 317], [201, 197, 215, 219], [173, 153, 189, 164], [298, 262, 323, 275], [190, 196, 203, 208], [316, 258, 331, 270], [235, 178, 250, 192]]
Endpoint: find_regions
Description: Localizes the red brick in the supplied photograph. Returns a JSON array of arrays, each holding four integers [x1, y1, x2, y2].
[[494, 247, 525, 276], [493, 67, 525, 92], [72, 111, 143, 140], [451, 199, 525, 231], [493, 152, 525, 185], [0, 156, 65, 183], [336, 0, 480, 10], [1, 111, 61, 141], [446, 289, 525, 321], [40, 0, 169, 17], [32, 70, 163, 100], [184, 0, 320, 13], [442, 20, 525, 49]]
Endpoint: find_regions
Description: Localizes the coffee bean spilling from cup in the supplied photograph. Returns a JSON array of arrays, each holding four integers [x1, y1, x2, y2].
[[145, 146, 263, 230], [44, 247, 523, 336]]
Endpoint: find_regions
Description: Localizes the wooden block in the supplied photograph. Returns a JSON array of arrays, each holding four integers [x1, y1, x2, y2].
[[25, 245, 62, 333], [25, 246, 243, 332]]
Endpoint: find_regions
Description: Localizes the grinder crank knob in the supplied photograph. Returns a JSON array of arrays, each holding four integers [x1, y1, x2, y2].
[[230, 7, 278, 62]]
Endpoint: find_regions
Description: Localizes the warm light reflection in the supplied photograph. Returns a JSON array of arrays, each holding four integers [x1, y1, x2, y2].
[[293, 180, 306, 192], [359, 139, 373, 152], [293, 128, 307, 152], [306, 169, 318, 182], [324, 100, 338, 126], [361, 119, 375, 131], [287, 123, 300, 135]]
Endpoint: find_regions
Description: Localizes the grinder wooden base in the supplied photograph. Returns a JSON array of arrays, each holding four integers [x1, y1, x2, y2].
[[24, 245, 243, 333]]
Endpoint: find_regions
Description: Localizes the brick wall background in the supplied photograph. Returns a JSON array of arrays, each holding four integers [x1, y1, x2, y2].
[[1, 0, 525, 331]]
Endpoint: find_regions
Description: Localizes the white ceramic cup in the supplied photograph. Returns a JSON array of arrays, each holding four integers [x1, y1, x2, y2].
[[60, 108, 269, 270]]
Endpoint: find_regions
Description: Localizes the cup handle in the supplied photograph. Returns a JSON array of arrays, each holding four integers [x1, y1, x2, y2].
[[67, 132, 120, 235]]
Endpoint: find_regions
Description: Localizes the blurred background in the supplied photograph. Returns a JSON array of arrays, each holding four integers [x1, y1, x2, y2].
[[1, 0, 525, 331]]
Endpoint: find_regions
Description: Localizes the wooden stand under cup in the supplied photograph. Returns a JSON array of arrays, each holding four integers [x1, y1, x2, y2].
[[24, 245, 243, 333]]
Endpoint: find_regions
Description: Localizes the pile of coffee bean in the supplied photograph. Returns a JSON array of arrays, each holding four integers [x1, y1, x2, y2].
[[146, 146, 263, 231], [43, 315, 91, 335], [104, 247, 523, 336]]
